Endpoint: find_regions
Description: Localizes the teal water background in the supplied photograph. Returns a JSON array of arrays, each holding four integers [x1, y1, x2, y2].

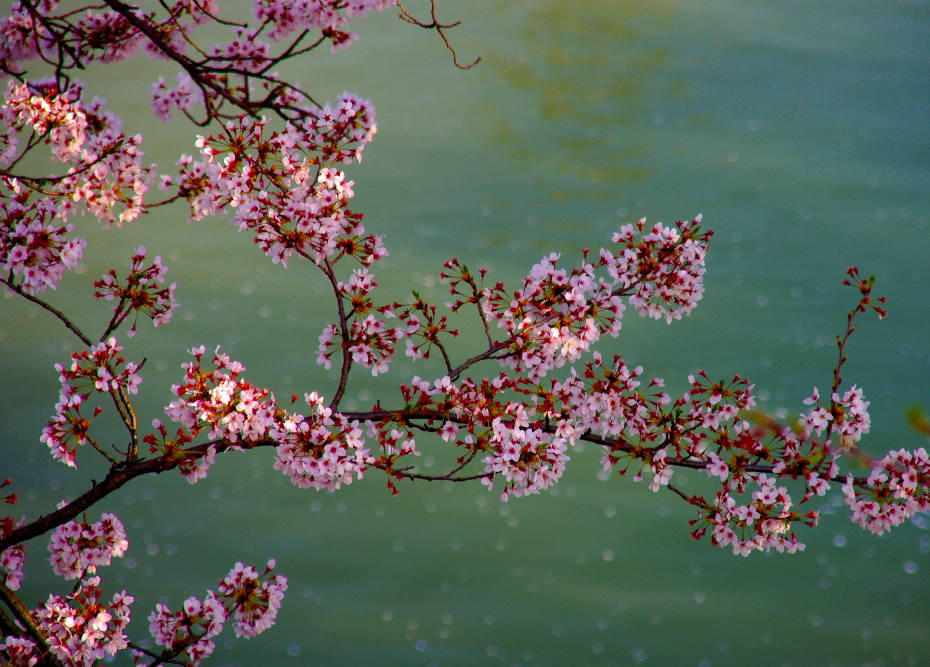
[[2, 0, 928, 664]]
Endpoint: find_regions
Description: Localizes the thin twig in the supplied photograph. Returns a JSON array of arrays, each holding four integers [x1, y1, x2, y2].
[[397, 0, 480, 69], [1, 277, 93, 346]]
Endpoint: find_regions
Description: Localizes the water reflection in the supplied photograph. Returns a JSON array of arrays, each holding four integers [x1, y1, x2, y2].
[[485, 0, 680, 200]]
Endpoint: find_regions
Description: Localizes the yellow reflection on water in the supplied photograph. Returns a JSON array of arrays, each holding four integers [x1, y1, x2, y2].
[[484, 0, 681, 200]]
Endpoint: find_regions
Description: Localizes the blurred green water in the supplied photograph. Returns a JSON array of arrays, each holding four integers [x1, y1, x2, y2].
[[1, 0, 928, 664]]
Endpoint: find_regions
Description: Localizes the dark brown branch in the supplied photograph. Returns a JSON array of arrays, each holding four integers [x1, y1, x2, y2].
[[100, 0, 248, 115], [323, 259, 353, 410], [393, 468, 490, 483], [1, 278, 93, 347], [0, 581, 60, 666], [397, 0, 480, 70], [665, 482, 693, 504], [343, 408, 872, 486], [0, 438, 272, 552], [128, 638, 198, 666], [1, 138, 125, 185]]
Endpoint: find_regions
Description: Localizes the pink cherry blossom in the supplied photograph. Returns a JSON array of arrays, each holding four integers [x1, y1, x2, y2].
[[48, 512, 129, 580], [843, 447, 930, 534], [148, 590, 226, 664], [31, 576, 133, 664], [93, 246, 178, 337], [1, 543, 25, 590], [41, 337, 142, 467], [270, 391, 372, 490], [217, 560, 288, 638]]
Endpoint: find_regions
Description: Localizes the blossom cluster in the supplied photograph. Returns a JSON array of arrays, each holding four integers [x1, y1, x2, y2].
[[165, 345, 275, 444], [843, 447, 930, 534], [93, 245, 178, 337], [699, 477, 812, 556], [253, 0, 397, 48], [48, 512, 129, 580], [218, 560, 288, 639], [394, 293, 458, 363], [607, 216, 708, 323], [148, 560, 287, 664], [393, 373, 573, 500], [148, 591, 226, 664], [438, 216, 711, 381], [169, 107, 381, 269], [32, 576, 134, 665], [285, 94, 379, 165], [41, 337, 142, 467], [0, 184, 84, 294], [0, 542, 24, 590], [1, 514, 24, 591], [318, 312, 412, 377], [149, 346, 275, 482], [481, 422, 569, 501], [2, 80, 153, 227], [270, 392, 373, 491], [150, 72, 202, 122], [0, 636, 36, 666], [0, 576, 134, 667]]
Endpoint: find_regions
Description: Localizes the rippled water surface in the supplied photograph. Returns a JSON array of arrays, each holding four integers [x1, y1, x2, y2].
[[2, 0, 928, 664]]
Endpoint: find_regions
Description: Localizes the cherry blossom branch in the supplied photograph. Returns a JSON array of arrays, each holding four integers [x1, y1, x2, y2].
[[1, 138, 126, 187], [391, 467, 491, 483], [98, 0, 290, 121], [397, 0, 480, 69], [323, 258, 354, 411], [447, 340, 508, 381], [127, 637, 200, 666], [94, 0, 329, 122], [663, 456, 867, 485], [665, 482, 694, 505], [18, 0, 84, 79], [0, 277, 93, 347], [345, 406, 874, 488], [831, 267, 887, 400], [81, 432, 120, 465], [0, 580, 58, 665], [0, 438, 273, 552]]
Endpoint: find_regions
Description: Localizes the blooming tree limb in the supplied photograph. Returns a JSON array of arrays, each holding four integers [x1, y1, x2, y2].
[[0, 1, 927, 664]]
